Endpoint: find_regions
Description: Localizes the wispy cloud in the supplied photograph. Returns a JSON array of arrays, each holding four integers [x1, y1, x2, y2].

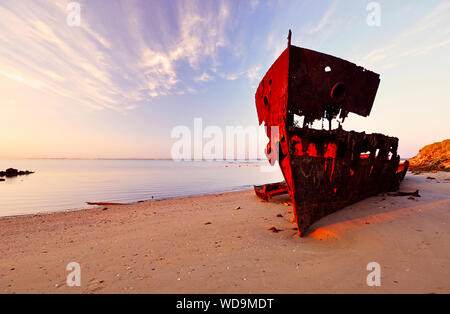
[[247, 65, 263, 87], [307, 0, 339, 34], [194, 72, 214, 82], [250, 0, 260, 12], [266, 30, 288, 60], [358, 2, 450, 71], [0, 0, 233, 111], [214, 64, 264, 86], [401, 2, 450, 37], [217, 72, 241, 81]]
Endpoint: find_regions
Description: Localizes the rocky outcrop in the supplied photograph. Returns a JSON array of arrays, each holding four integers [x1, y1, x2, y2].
[[409, 139, 450, 172], [0, 168, 35, 178]]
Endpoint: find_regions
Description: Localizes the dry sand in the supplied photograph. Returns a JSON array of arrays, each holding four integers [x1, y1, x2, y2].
[[0, 172, 449, 294]]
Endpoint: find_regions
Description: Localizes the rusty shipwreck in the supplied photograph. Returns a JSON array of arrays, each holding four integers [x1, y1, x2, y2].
[[254, 31, 409, 236]]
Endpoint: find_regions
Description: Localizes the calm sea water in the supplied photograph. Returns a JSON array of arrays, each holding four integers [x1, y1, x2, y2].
[[0, 159, 283, 217]]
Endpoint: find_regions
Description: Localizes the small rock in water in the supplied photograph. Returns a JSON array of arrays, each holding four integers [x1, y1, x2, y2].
[[0, 168, 35, 178]]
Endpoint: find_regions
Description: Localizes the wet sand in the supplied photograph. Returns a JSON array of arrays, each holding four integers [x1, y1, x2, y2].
[[0, 172, 449, 293]]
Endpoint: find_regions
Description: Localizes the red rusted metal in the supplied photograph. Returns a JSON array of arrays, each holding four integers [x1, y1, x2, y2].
[[255, 31, 409, 236], [254, 181, 288, 201]]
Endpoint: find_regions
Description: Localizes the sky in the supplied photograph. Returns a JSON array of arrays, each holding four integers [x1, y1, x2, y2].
[[0, 0, 449, 159]]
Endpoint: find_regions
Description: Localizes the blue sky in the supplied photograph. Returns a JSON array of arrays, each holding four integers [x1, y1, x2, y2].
[[0, 0, 449, 158]]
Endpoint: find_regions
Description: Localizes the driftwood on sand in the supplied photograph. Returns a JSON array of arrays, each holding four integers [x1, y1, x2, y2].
[[86, 202, 128, 206], [387, 190, 421, 197]]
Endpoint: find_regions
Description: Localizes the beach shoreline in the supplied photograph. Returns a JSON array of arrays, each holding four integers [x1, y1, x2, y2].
[[0, 184, 257, 221], [1, 172, 449, 293]]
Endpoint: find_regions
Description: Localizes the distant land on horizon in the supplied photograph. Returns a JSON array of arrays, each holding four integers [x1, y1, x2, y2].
[[0, 157, 269, 162]]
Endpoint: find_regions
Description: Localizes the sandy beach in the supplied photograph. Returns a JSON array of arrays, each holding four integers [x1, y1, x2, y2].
[[0, 172, 449, 294]]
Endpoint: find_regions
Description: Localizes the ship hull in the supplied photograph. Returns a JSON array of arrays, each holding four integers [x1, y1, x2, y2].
[[254, 126, 409, 235], [285, 127, 408, 234], [254, 39, 408, 235]]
